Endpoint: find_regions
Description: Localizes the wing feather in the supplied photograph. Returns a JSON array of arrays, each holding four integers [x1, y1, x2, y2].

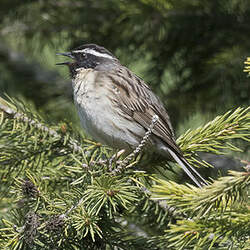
[[105, 66, 182, 155], [97, 66, 208, 187]]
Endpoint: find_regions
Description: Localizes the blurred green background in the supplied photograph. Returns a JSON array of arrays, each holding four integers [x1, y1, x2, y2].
[[0, 0, 249, 134]]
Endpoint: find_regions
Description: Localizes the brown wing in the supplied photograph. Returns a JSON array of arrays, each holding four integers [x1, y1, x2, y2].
[[105, 66, 182, 155]]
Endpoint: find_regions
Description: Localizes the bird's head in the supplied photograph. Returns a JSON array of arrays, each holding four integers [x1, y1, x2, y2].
[[56, 44, 118, 77]]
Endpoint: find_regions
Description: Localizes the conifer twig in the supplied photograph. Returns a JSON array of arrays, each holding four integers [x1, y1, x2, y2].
[[141, 186, 181, 218], [0, 100, 84, 154], [60, 197, 85, 218], [112, 115, 159, 174], [151, 170, 250, 216], [178, 107, 250, 155]]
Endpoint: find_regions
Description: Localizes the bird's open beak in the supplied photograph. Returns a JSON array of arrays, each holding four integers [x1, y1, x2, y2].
[[56, 52, 74, 65]]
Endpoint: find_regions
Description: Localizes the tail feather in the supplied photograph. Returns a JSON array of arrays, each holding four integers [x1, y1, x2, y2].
[[167, 148, 208, 188]]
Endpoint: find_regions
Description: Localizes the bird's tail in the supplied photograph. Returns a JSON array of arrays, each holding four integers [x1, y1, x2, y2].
[[167, 148, 208, 188]]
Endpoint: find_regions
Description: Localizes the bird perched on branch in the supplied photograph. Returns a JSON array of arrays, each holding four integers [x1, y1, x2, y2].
[[57, 44, 207, 187]]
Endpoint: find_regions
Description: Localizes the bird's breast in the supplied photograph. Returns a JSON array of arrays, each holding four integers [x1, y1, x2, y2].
[[72, 69, 144, 149], [73, 69, 103, 135], [72, 70, 118, 144]]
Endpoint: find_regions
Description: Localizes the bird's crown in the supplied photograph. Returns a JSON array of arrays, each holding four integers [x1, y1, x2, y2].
[[71, 44, 116, 61]]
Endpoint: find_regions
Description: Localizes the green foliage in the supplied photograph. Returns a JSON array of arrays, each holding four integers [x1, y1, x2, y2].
[[177, 107, 250, 168], [82, 175, 139, 216], [0, 97, 161, 249], [178, 107, 250, 154], [152, 171, 249, 216], [151, 170, 250, 249], [0, 97, 249, 249]]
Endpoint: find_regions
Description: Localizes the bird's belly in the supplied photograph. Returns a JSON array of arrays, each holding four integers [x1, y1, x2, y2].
[[74, 89, 144, 150]]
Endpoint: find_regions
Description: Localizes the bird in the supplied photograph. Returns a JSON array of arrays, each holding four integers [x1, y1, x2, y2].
[[57, 43, 207, 187]]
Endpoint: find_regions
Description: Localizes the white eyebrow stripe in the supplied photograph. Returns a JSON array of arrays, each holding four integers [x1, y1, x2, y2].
[[72, 48, 114, 60]]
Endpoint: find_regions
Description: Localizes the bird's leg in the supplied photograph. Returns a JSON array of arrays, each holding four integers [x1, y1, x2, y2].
[[111, 115, 159, 174], [108, 149, 126, 171]]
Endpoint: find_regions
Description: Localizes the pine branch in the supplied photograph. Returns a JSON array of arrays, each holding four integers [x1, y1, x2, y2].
[[177, 107, 250, 168], [112, 115, 159, 174], [178, 107, 249, 155], [151, 170, 249, 216], [0, 97, 109, 192], [0, 97, 85, 153], [1, 96, 249, 249], [151, 169, 250, 249], [0, 172, 159, 249], [162, 209, 250, 249]]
